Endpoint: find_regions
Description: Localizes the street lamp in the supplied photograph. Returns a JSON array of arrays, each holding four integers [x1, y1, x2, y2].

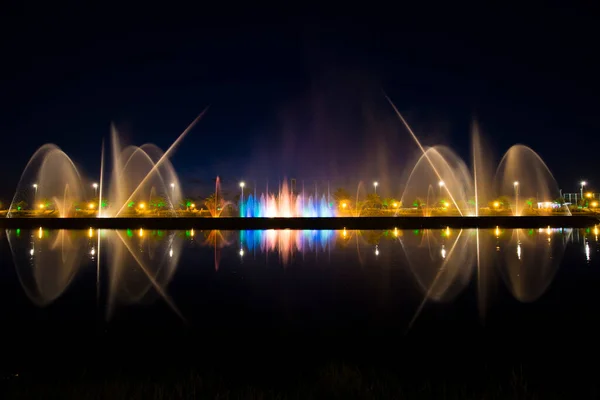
[[373, 181, 378, 194], [581, 181, 587, 200], [513, 181, 519, 216], [438, 180, 445, 196], [170, 183, 175, 201], [92, 183, 98, 197], [32, 183, 38, 197]]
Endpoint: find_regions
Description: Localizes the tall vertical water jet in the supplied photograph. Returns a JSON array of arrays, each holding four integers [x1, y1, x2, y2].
[[471, 120, 494, 216]]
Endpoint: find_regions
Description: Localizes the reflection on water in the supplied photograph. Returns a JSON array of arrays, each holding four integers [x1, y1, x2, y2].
[[3, 227, 599, 325]]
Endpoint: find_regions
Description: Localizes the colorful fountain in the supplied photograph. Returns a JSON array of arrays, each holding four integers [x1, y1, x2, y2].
[[240, 180, 335, 218]]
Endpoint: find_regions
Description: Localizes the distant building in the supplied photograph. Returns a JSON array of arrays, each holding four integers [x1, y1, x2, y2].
[[562, 192, 598, 204]]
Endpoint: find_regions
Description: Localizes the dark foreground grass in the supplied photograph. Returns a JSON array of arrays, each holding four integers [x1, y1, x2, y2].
[[2, 363, 598, 399]]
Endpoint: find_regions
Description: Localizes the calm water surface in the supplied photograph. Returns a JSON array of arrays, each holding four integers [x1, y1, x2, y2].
[[1, 227, 599, 369]]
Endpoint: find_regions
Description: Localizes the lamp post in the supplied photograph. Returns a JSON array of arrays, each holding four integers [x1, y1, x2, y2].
[[170, 182, 175, 200], [33, 183, 38, 197], [581, 181, 587, 200], [513, 181, 519, 216], [438, 180, 445, 196], [92, 183, 98, 197], [373, 181, 378, 195]]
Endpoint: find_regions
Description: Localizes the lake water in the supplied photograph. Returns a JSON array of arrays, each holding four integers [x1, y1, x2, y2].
[[1, 227, 600, 376]]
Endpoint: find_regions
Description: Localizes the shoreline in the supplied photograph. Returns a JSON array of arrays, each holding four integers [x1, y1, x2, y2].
[[0, 215, 598, 229]]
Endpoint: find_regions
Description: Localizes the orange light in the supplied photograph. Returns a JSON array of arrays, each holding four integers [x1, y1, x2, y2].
[[138, 228, 144, 237], [592, 201, 598, 208], [88, 202, 95, 209], [341, 202, 347, 209], [88, 227, 94, 238], [139, 202, 145, 209], [392, 202, 398, 208], [586, 192, 593, 198], [39, 204, 45, 209], [493, 201, 500, 208]]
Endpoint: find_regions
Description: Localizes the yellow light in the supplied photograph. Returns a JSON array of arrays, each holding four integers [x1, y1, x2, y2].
[[443, 201, 450, 208], [446, 226, 450, 237], [88, 227, 94, 238], [594, 226, 599, 236], [342, 228, 347, 238], [190, 228, 195, 237], [38, 227, 42, 239], [138, 228, 144, 237], [394, 227, 398, 237], [592, 201, 598, 208], [392, 202, 398, 208], [546, 226, 551, 235], [88, 202, 95, 209], [495, 226, 500, 237], [493, 201, 500, 208], [139, 202, 145, 209], [191, 203, 196, 208], [39, 203, 45, 209], [586, 192, 592, 198], [341, 202, 347, 209]]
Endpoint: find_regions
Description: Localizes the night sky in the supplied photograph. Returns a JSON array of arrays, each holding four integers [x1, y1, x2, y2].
[[1, 6, 599, 200]]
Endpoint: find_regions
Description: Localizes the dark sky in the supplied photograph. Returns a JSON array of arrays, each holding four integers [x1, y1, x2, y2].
[[1, 5, 599, 200]]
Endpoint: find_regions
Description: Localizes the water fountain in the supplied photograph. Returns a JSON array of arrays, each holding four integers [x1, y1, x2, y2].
[[206, 177, 232, 217], [386, 95, 568, 219], [240, 179, 335, 218], [8, 144, 85, 218], [494, 145, 566, 216], [401, 146, 475, 216], [103, 128, 182, 217]]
